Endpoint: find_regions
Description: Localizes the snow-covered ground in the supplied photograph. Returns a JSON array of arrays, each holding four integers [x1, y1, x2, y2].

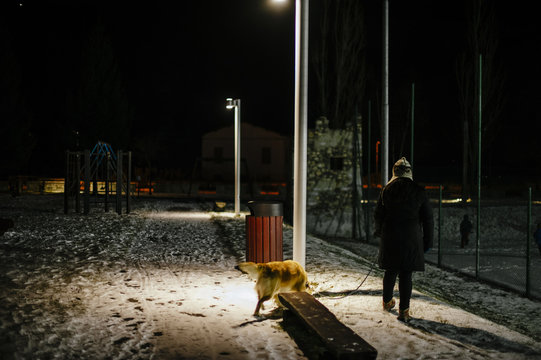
[[1, 194, 541, 359]]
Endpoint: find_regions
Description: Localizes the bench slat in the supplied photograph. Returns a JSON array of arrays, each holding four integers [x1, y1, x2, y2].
[[279, 292, 377, 359]]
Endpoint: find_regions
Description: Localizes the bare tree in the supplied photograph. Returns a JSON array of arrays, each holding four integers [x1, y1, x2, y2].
[[0, 23, 35, 176], [313, 0, 367, 129], [67, 18, 133, 150], [456, 0, 506, 199]]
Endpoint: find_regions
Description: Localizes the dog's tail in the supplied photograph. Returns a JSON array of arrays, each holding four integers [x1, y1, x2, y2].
[[236, 262, 260, 280]]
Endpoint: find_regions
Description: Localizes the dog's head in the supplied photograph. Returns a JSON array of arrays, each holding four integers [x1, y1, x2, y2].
[[235, 262, 259, 279]]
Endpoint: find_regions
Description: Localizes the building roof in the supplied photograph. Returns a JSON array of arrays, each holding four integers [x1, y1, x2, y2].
[[203, 123, 287, 140]]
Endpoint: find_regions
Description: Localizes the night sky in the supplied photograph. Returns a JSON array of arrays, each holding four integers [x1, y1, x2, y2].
[[1, 0, 539, 184]]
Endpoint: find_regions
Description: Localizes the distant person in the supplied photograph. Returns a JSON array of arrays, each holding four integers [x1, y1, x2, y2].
[[460, 214, 473, 248], [534, 223, 541, 256], [374, 157, 434, 322]]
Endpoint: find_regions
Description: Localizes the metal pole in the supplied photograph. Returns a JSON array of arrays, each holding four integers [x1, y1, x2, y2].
[[410, 83, 415, 168], [64, 151, 69, 214], [117, 150, 123, 215], [293, 0, 309, 268], [526, 187, 531, 297], [381, 0, 389, 187], [105, 152, 110, 212], [127, 151, 132, 214], [76, 153, 81, 213], [84, 150, 90, 215], [93, 172, 97, 196], [352, 108, 359, 240], [438, 185, 442, 267], [476, 54, 482, 279], [234, 100, 241, 216], [366, 100, 372, 243], [92, 152, 97, 197], [462, 119, 469, 203], [352, 115, 357, 240]]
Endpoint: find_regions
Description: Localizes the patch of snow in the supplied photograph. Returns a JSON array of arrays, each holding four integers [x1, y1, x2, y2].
[[0, 194, 540, 359]]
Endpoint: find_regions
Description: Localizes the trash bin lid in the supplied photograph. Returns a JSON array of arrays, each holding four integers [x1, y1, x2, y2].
[[247, 201, 283, 217]]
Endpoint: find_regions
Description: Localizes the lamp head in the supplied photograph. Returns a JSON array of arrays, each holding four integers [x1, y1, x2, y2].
[[226, 98, 234, 109]]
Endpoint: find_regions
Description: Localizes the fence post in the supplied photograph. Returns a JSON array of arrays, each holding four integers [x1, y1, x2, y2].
[[126, 151, 132, 214], [438, 185, 442, 267], [76, 153, 81, 213], [116, 150, 123, 215], [84, 150, 90, 215], [476, 53, 482, 280], [366, 100, 372, 244], [105, 152, 110, 212], [410, 83, 415, 168], [526, 187, 532, 297], [64, 151, 69, 214]]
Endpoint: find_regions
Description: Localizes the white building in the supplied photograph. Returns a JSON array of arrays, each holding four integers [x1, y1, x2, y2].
[[201, 123, 289, 183]]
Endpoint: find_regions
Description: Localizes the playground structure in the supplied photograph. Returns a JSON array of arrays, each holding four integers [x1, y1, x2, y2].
[[64, 142, 132, 215]]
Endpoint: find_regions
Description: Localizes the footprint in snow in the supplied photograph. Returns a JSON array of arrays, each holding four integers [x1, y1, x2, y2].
[[113, 337, 130, 345]]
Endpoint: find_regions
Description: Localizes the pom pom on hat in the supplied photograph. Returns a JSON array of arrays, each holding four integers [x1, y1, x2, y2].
[[389, 157, 413, 182], [393, 157, 411, 170]]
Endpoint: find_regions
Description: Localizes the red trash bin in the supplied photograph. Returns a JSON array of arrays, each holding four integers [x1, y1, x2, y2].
[[245, 201, 283, 263]]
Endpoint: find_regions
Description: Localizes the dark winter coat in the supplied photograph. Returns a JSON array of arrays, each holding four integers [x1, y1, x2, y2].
[[374, 177, 434, 271]]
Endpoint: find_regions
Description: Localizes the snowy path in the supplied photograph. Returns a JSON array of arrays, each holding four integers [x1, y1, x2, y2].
[[0, 196, 304, 359], [331, 237, 541, 344], [1, 194, 541, 359]]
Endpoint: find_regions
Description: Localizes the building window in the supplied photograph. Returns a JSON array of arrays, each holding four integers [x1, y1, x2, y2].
[[262, 147, 271, 164], [214, 147, 223, 163], [330, 156, 344, 171]]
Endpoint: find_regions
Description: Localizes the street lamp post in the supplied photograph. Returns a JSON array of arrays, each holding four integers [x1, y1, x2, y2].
[[226, 98, 241, 216], [382, 0, 389, 187], [271, 0, 308, 268], [293, 0, 309, 267], [293, 0, 309, 269]]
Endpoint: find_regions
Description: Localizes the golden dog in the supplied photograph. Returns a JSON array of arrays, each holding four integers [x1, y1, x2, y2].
[[236, 260, 308, 316]]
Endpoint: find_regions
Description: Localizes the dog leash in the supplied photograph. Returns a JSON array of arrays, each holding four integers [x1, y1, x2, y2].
[[317, 257, 378, 300]]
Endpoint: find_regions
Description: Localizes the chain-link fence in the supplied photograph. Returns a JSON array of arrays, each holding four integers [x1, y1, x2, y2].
[[363, 186, 541, 300], [422, 187, 541, 300]]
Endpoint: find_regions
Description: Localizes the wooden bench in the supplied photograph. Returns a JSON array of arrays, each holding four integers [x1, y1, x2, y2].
[[279, 292, 377, 360]]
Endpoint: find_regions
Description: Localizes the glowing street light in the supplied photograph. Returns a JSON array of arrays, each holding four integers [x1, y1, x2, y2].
[[226, 98, 241, 216]]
